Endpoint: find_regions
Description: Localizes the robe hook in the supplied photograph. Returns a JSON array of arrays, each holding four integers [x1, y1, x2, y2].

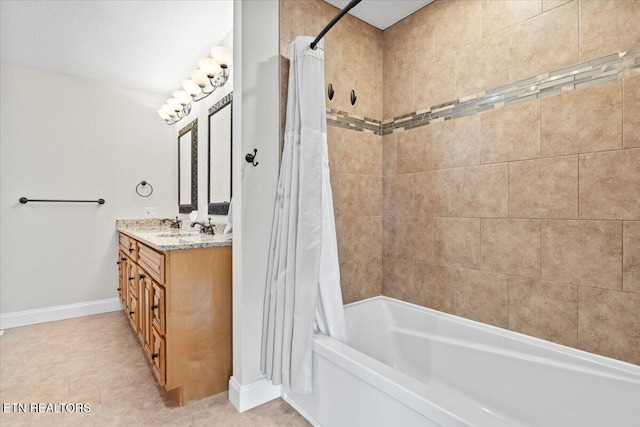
[[350, 89, 357, 106], [328, 83, 335, 100], [245, 149, 259, 167]]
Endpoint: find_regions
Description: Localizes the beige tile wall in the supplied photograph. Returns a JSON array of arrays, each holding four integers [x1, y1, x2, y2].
[[382, 0, 640, 365], [280, 0, 383, 304], [383, 0, 639, 121], [281, 0, 640, 365]]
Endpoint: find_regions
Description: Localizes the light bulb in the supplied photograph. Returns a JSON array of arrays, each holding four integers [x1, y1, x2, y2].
[[182, 79, 200, 96], [157, 109, 171, 120], [162, 104, 176, 117], [167, 98, 182, 112], [190, 69, 209, 87], [172, 90, 191, 105], [198, 58, 221, 78], [210, 46, 233, 68]]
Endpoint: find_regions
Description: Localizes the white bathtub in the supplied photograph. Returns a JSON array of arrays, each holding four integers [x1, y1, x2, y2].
[[283, 296, 640, 427]]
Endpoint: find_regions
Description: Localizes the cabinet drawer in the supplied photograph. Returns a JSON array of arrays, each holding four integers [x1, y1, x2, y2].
[[150, 327, 165, 385], [119, 234, 138, 261], [138, 243, 165, 284]]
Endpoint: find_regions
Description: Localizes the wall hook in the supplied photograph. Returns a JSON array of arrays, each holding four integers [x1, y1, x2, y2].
[[328, 83, 335, 100], [350, 89, 357, 106], [245, 148, 259, 167]]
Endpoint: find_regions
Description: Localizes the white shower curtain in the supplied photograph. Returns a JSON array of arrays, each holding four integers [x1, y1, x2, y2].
[[261, 36, 347, 395]]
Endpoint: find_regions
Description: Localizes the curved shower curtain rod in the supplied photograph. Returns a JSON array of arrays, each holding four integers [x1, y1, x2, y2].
[[310, 0, 363, 50]]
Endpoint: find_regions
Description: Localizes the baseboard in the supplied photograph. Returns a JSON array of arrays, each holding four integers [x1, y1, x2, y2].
[[0, 298, 122, 329], [282, 391, 322, 427], [228, 376, 281, 413]]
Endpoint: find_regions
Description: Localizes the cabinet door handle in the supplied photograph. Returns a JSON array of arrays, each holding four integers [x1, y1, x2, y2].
[[128, 247, 134, 253], [116, 261, 121, 265], [117, 287, 122, 291], [121, 257, 127, 261], [129, 311, 135, 315], [151, 353, 158, 359], [138, 274, 145, 280], [129, 277, 135, 281], [151, 304, 158, 310]]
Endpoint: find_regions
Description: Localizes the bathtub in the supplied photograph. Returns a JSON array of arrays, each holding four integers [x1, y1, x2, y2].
[[283, 296, 640, 427]]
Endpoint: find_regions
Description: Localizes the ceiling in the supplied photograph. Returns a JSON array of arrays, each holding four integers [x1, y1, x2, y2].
[[0, 1, 233, 95], [324, 0, 433, 30], [0, 1, 429, 96]]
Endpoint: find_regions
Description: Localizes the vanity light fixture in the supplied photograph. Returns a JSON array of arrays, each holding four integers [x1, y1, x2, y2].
[[157, 45, 233, 126]]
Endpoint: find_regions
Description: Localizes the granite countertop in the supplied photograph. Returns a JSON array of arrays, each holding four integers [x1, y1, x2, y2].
[[116, 219, 232, 251]]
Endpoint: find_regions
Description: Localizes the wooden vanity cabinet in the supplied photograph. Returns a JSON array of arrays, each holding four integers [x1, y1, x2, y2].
[[118, 232, 232, 405]]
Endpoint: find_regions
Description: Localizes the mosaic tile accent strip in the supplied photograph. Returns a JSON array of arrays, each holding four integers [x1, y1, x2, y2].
[[381, 47, 640, 135], [324, 47, 639, 136], [326, 109, 382, 135]]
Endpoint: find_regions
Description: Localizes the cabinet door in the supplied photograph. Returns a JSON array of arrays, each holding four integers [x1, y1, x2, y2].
[[127, 293, 138, 332], [126, 261, 138, 299], [117, 251, 127, 305], [150, 327, 165, 385], [140, 274, 153, 355], [151, 283, 166, 336]]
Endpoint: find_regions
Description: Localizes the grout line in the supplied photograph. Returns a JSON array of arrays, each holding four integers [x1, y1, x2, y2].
[[577, 0, 581, 63], [576, 283, 580, 347], [479, 217, 483, 272], [577, 152, 581, 219], [621, 220, 625, 292], [621, 78, 625, 149], [507, 275, 511, 330], [539, 219, 543, 280], [507, 161, 511, 218]]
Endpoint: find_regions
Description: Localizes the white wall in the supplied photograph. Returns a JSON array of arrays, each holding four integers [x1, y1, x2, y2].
[[0, 64, 174, 317], [230, 0, 282, 411]]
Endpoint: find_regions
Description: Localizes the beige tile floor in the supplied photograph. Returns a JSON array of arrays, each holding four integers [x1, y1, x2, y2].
[[0, 311, 311, 427]]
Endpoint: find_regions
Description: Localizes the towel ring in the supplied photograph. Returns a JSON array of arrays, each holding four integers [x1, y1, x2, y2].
[[136, 181, 153, 197]]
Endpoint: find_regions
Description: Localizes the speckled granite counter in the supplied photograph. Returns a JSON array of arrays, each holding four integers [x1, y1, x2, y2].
[[116, 219, 231, 251]]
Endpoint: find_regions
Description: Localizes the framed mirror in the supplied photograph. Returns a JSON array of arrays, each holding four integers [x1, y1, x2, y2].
[[178, 118, 198, 213], [208, 93, 232, 215]]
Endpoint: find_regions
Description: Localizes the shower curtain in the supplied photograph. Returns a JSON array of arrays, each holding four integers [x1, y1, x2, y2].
[[261, 36, 347, 395]]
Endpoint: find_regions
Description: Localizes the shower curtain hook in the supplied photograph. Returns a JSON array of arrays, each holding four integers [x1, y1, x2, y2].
[[350, 89, 357, 106]]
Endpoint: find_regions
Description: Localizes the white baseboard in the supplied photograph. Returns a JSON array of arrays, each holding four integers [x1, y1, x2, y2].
[[228, 376, 281, 413], [282, 391, 322, 427], [0, 298, 122, 329]]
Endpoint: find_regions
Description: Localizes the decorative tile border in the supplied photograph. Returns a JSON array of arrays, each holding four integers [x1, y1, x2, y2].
[[382, 47, 640, 135], [325, 47, 640, 136], [326, 109, 382, 135]]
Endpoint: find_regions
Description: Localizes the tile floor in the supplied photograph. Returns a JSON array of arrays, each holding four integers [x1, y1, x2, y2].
[[0, 311, 310, 427]]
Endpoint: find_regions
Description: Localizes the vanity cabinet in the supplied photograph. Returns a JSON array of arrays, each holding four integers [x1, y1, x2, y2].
[[117, 232, 232, 405]]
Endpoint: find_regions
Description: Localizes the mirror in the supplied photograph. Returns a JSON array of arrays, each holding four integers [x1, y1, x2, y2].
[[208, 93, 232, 215], [178, 118, 198, 213]]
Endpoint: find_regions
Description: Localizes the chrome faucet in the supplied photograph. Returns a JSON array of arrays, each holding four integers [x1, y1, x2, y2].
[[191, 218, 215, 235], [163, 216, 181, 229]]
